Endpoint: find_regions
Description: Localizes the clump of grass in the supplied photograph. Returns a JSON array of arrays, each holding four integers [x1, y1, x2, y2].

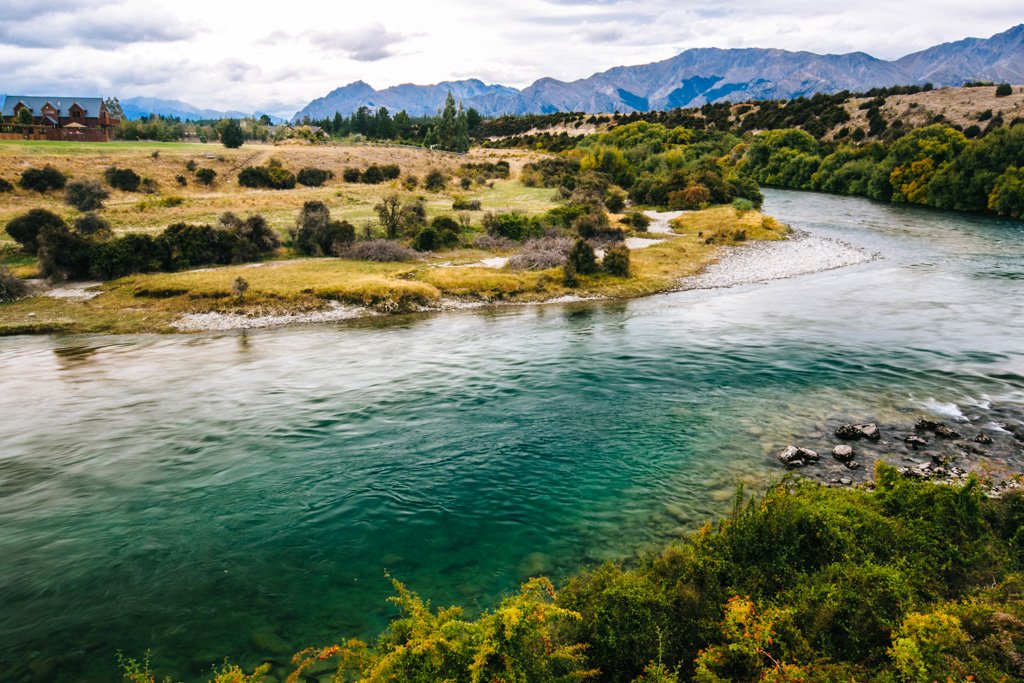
[[136, 196, 185, 211]]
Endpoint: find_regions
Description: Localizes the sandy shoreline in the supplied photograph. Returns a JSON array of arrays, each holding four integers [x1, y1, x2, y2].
[[169, 229, 876, 332]]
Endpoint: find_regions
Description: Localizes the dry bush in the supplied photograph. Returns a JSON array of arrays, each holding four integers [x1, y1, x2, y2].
[[474, 234, 515, 251], [344, 239, 418, 262], [0, 264, 27, 302], [507, 236, 573, 271]]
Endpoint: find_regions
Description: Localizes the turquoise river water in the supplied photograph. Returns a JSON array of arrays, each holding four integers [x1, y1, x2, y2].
[[1, 190, 1023, 681]]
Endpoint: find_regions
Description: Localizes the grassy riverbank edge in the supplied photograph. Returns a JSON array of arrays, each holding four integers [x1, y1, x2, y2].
[[0, 207, 787, 336]]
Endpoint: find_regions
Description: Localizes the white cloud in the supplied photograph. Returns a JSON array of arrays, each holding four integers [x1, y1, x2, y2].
[[0, 0, 1020, 117]]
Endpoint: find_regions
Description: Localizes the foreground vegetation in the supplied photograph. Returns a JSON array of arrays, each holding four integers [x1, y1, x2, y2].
[[119, 465, 1024, 683]]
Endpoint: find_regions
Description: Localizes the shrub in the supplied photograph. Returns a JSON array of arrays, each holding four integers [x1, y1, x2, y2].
[[194, 168, 217, 186], [342, 167, 362, 183], [65, 180, 109, 211], [159, 223, 237, 270], [572, 211, 623, 242], [429, 215, 461, 248], [6, 209, 67, 253], [602, 244, 630, 276], [732, 197, 756, 214], [361, 165, 386, 184], [668, 184, 711, 210], [483, 211, 540, 241], [995, 83, 1013, 97], [0, 264, 27, 302], [452, 196, 482, 211], [89, 233, 165, 279], [0, 178, 13, 193], [562, 260, 578, 287], [20, 165, 66, 193], [104, 166, 142, 192], [175, 174, 188, 187], [74, 213, 112, 238], [402, 175, 419, 190], [604, 186, 628, 212], [567, 238, 598, 275], [37, 224, 93, 281], [424, 168, 447, 192], [344, 239, 417, 262], [411, 226, 440, 251], [622, 211, 651, 231], [219, 212, 280, 260], [185, 159, 198, 172], [507, 237, 573, 271], [238, 163, 295, 190], [381, 164, 401, 180], [297, 167, 334, 187], [474, 234, 514, 251]]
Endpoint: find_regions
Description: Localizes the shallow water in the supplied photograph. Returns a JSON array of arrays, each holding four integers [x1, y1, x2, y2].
[[1, 190, 1022, 681]]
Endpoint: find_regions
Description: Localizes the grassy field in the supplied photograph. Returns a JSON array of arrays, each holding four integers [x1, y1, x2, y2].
[[0, 139, 789, 335], [0, 204, 786, 336]]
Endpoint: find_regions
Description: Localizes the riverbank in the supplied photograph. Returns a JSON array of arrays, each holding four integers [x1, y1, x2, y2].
[[0, 205, 802, 335]]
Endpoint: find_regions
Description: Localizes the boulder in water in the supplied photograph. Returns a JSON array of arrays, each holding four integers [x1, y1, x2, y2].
[[904, 435, 928, 449], [777, 445, 819, 467], [835, 423, 880, 441]]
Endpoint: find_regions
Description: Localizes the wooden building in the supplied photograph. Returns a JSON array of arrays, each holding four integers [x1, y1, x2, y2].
[[0, 95, 120, 141]]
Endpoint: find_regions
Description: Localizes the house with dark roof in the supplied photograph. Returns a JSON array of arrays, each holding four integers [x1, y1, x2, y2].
[[0, 95, 119, 141]]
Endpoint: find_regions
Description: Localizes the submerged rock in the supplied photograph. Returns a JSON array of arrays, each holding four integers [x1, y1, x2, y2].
[[832, 444, 855, 462], [835, 423, 880, 441], [974, 433, 994, 445], [904, 435, 928, 449]]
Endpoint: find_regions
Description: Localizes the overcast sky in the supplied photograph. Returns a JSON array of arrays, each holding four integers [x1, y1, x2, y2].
[[0, 1, 1020, 117]]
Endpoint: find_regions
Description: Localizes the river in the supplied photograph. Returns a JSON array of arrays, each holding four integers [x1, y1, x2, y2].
[[1, 189, 1022, 681]]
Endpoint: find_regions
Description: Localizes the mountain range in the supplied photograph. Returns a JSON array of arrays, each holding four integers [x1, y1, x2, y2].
[[120, 97, 285, 124], [292, 24, 1024, 121]]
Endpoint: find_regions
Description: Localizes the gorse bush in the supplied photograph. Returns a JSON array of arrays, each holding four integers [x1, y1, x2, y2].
[[194, 168, 217, 186], [104, 166, 142, 192], [602, 245, 630, 276], [65, 180, 109, 211], [238, 159, 296, 189], [296, 167, 334, 187], [19, 165, 66, 193], [74, 213, 112, 238], [6, 208, 67, 253], [568, 238, 598, 275], [483, 211, 541, 241], [424, 168, 447, 192]]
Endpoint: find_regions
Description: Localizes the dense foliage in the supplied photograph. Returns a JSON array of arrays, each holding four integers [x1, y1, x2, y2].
[[238, 159, 297, 190], [139, 469, 1022, 682], [741, 123, 1024, 218], [104, 166, 142, 192]]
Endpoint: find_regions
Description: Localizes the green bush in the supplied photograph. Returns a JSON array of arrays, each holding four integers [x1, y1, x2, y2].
[[296, 167, 334, 187], [73, 213, 112, 238], [602, 244, 630, 276], [238, 162, 296, 190], [995, 83, 1013, 97], [342, 167, 362, 183], [20, 165, 66, 192], [292, 201, 354, 255], [104, 166, 142, 192], [0, 178, 13, 193], [483, 211, 540, 241], [424, 168, 447, 192], [65, 180, 109, 211], [621, 211, 651, 231], [37, 224, 92, 281], [381, 164, 401, 180], [361, 165, 386, 184], [89, 233, 165, 279], [429, 215, 461, 248], [6, 208, 67, 253], [568, 238, 598, 275], [452, 196, 482, 211], [194, 168, 217, 186], [411, 226, 440, 251]]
